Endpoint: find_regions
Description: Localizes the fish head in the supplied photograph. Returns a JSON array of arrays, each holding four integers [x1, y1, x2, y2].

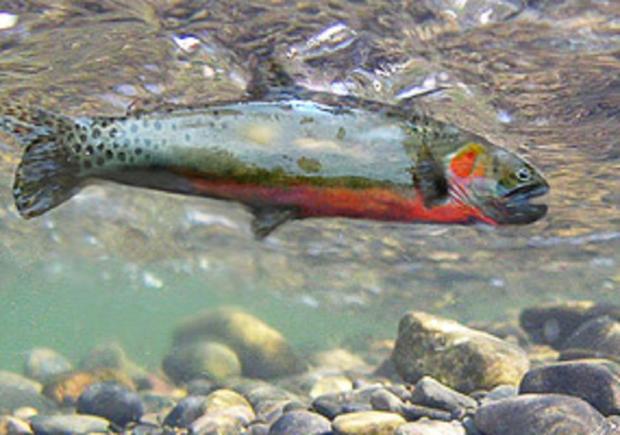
[[445, 139, 549, 224]]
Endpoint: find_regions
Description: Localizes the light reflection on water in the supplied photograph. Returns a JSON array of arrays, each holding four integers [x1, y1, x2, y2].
[[0, 0, 618, 369]]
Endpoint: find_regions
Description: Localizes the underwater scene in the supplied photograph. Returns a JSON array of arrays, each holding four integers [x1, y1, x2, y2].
[[0, 1, 618, 434]]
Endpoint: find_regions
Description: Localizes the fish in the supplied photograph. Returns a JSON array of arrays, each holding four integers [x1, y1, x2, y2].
[[0, 71, 549, 239]]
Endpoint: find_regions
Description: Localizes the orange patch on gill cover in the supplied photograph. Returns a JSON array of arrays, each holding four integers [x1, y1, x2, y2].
[[450, 143, 487, 178], [186, 176, 497, 225]]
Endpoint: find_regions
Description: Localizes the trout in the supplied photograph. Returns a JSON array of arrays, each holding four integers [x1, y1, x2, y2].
[[0, 84, 548, 238]]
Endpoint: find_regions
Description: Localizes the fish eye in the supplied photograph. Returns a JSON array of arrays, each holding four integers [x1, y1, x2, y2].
[[516, 167, 532, 182]]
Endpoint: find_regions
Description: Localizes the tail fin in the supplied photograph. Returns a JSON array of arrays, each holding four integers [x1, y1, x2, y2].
[[1, 103, 81, 218]]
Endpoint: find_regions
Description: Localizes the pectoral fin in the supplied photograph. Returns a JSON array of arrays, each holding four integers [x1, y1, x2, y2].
[[250, 207, 297, 239], [411, 142, 449, 208]]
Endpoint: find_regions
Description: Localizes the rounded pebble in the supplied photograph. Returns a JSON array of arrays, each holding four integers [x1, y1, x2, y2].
[[269, 410, 331, 435], [76, 382, 144, 427]]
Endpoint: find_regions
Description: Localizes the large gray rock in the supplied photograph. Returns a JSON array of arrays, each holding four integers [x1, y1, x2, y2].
[[173, 308, 306, 379], [519, 359, 620, 416], [392, 311, 529, 393], [474, 394, 614, 435], [520, 301, 620, 347]]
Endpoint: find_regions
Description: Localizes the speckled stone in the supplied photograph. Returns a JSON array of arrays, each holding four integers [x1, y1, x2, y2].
[[332, 411, 406, 435], [475, 394, 612, 435], [162, 341, 241, 384], [29, 415, 110, 435], [23, 348, 73, 384], [392, 311, 529, 393], [269, 410, 331, 435], [519, 359, 620, 415], [76, 381, 144, 427]]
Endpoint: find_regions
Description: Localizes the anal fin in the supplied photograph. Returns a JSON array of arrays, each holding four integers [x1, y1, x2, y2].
[[250, 207, 297, 240]]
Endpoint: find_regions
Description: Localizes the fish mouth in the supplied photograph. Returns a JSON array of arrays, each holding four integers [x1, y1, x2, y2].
[[484, 182, 550, 225]]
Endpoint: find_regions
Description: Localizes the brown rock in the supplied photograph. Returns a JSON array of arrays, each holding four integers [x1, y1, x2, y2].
[[392, 311, 529, 393]]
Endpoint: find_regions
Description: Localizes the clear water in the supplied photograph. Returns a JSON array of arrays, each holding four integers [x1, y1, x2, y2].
[[0, 0, 618, 372]]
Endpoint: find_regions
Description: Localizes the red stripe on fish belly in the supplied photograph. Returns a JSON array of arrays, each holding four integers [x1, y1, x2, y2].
[[187, 177, 496, 225]]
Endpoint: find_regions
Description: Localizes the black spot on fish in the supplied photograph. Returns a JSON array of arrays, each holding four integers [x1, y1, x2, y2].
[[185, 133, 191, 141], [129, 156, 135, 163], [85, 145, 94, 156], [113, 142, 120, 149], [92, 128, 101, 139], [118, 152, 126, 162], [109, 128, 118, 138], [213, 110, 219, 116], [73, 144, 82, 153], [105, 150, 114, 159], [144, 139, 151, 147], [80, 134, 87, 143], [154, 121, 162, 130], [96, 157, 105, 166], [96, 143, 105, 152], [84, 160, 92, 169]]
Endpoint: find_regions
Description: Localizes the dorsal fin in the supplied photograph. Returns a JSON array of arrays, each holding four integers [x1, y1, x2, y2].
[[245, 55, 309, 101]]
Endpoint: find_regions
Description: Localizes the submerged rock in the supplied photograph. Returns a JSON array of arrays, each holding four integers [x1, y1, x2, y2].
[[268, 410, 331, 435], [30, 414, 110, 435], [332, 411, 406, 434], [560, 316, 620, 363], [310, 349, 368, 371], [23, 348, 73, 384], [80, 342, 149, 388], [519, 301, 620, 347], [309, 374, 353, 398], [519, 359, 620, 416], [163, 395, 209, 428], [76, 382, 144, 427], [474, 394, 612, 435], [410, 376, 477, 417], [0, 371, 42, 394], [162, 341, 241, 384], [0, 416, 32, 435], [173, 308, 305, 378], [0, 375, 56, 415], [392, 311, 529, 393], [42, 369, 134, 406]]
